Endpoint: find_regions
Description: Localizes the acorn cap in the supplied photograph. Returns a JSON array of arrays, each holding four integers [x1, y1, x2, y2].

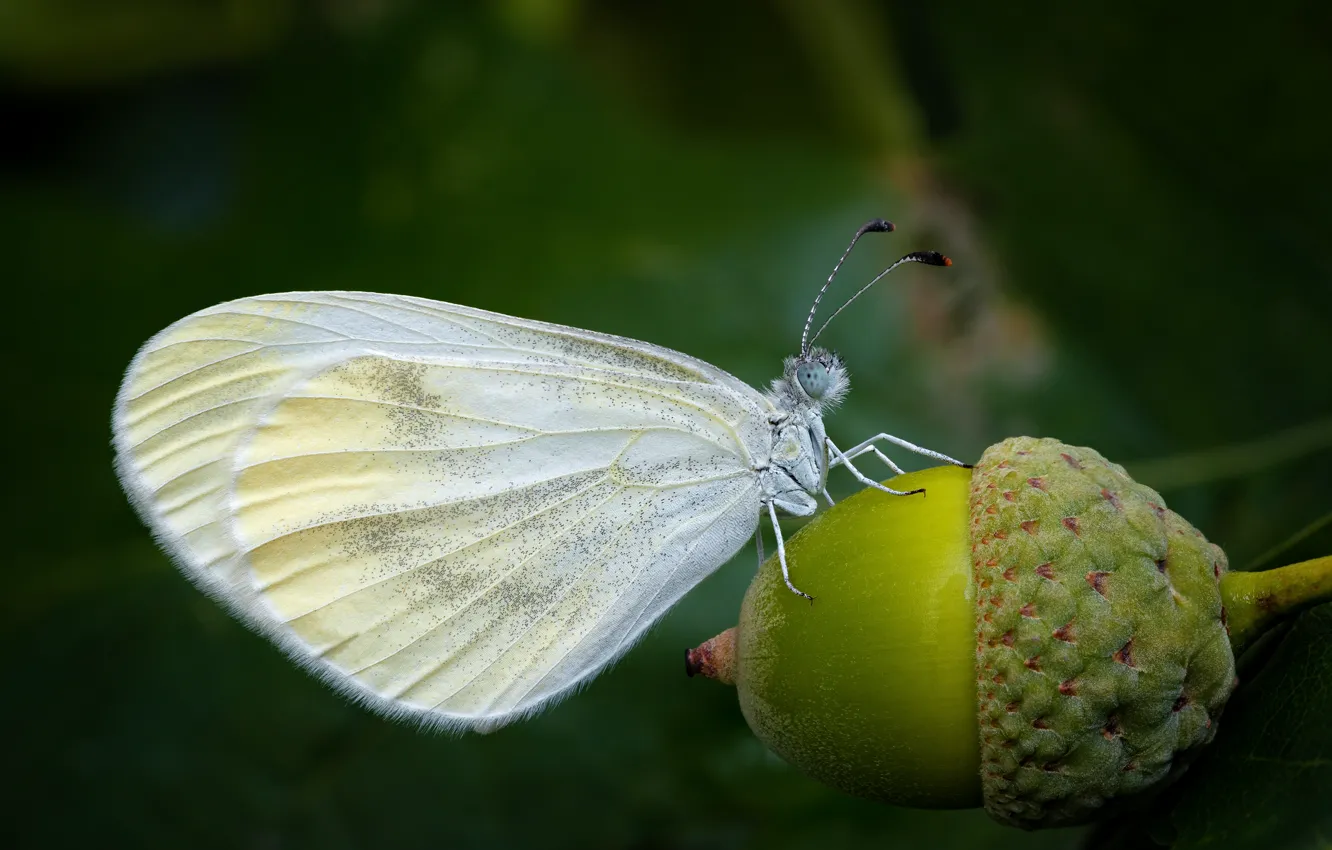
[[972, 437, 1235, 828]]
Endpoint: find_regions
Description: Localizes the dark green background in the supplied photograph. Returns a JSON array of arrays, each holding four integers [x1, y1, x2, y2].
[[6, 3, 1330, 848]]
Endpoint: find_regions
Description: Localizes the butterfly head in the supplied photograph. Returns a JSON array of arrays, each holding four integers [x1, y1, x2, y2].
[[773, 347, 849, 412]]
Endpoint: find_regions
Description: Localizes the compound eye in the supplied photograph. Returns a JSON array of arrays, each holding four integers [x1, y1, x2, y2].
[[796, 361, 830, 399]]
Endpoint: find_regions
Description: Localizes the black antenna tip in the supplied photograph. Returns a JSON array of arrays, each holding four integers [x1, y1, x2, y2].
[[862, 219, 895, 234], [907, 250, 952, 267]]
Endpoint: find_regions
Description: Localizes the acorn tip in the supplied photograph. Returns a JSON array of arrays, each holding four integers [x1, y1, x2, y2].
[[685, 627, 738, 686]]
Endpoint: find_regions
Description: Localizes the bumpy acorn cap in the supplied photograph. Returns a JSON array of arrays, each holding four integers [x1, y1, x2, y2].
[[972, 437, 1235, 828]]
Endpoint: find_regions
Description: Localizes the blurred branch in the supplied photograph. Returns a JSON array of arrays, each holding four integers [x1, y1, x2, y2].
[[1245, 508, 1332, 572], [0, 0, 294, 87], [773, 0, 921, 158], [1127, 416, 1332, 491]]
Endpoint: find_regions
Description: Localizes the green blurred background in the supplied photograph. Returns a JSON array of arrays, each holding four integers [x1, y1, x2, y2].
[[6, 2, 1330, 848]]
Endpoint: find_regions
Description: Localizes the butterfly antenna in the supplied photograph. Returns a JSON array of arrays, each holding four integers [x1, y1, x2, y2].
[[808, 251, 952, 347], [800, 219, 895, 356]]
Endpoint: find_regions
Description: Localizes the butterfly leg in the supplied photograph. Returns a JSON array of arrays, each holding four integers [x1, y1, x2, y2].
[[767, 501, 813, 601], [832, 432, 969, 469], [826, 437, 925, 497], [755, 525, 766, 566], [822, 488, 835, 506], [830, 443, 908, 476]]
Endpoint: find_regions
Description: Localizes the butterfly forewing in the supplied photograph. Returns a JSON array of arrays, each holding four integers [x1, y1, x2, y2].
[[114, 292, 769, 729]]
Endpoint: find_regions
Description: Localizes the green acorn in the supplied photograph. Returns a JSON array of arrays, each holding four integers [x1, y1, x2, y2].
[[687, 437, 1331, 829]]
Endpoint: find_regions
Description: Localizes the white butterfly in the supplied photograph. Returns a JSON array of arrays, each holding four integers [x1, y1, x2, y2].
[[113, 220, 963, 731]]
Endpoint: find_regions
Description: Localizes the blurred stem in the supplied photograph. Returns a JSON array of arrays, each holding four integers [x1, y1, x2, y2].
[[1126, 415, 1332, 491], [775, 0, 922, 160], [1222, 556, 1332, 655], [1245, 508, 1332, 571]]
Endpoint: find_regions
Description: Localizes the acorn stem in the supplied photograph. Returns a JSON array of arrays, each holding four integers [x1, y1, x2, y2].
[[686, 627, 738, 685], [1222, 555, 1332, 654]]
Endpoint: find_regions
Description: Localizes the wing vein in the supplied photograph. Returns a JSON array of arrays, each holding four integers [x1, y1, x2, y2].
[[265, 472, 616, 596], [326, 294, 510, 346], [344, 485, 628, 678], [509, 482, 754, 709], [381, 295, 717, 380], [141, 337, 264, 355], [126, 366, 292, 422], [429, 362, 744, 439], [331, 293, 719, 381], [239, 465, 619, 550], [128, 397, 258, 451], [429, 491, 662, 708], [192, 309, 353, 338], [276, 297, 445, 342]]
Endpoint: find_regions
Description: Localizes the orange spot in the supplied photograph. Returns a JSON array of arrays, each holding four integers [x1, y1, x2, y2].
[[1061, 452, 1083, 469], [986, 504, 998, 515], [1052, 622, 1075, 643], [1001, 630, 1015, 647], [1059, 678, 1078, 696], [1020, 520, 1039, 536], [1032, 717, 1050, 729], [986, 558, 1000, 567], [1002, 491, 1016, 502], [1006, 701, 1020, 713], [1002, 566, 1016, 582], [1020, 602, 1037, 618], [993, 673, 1005, 685], [1062, 516, 1081, 536], [1035, 563, 1056, 580], [994, 530, 1008, 540], [1024, 655, 1041, 671], [1101, 488, 1122, 511], [1027, 477, 1047, 491]]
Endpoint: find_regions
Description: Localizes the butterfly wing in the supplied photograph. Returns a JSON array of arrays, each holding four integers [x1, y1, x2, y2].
[[114, 292, 770, 730]]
